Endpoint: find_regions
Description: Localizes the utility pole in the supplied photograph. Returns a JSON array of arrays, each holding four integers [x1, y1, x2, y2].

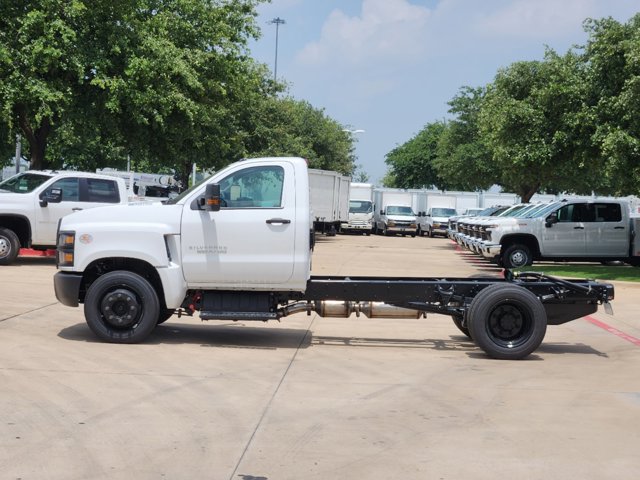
[[268, 17, 286, 82]]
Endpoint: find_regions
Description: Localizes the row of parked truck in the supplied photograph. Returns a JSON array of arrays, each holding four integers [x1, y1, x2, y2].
[[449, 201, 640, 268]]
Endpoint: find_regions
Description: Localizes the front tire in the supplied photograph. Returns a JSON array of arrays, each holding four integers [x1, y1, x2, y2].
[[467, 284, 547, 360], [502, 244, 532, 269], [84, 271, 160, 343], [0, 227, 20, 266]]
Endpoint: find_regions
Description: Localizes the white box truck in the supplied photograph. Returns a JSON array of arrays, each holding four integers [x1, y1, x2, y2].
[[308, 169, 350, 235], [341, 183, 374, 235]]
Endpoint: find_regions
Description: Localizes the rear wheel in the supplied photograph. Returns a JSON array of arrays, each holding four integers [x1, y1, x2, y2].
[[467, 284, 547, 360], [84, 271, 160, 343], [0, 227, 20, 266]]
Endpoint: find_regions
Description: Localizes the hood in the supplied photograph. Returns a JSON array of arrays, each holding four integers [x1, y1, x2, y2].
[[61, 202, 183, 235]]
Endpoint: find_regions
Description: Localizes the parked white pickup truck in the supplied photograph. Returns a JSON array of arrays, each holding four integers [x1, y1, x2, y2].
[[0, 171, 128, 265], [53, 157, 615, 360], [476, 199, 640, 268]]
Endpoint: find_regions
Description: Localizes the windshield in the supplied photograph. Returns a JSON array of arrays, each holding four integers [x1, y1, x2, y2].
[[0, 172, 51, 193], [349, 200, 372, 214], [523, 202, 561, 218], [164, 177, 210, 204], [386, 205, 414, 216], [431, 208, 457, 217]]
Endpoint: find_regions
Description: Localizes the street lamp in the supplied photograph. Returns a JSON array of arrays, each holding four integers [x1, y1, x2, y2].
[[342, 129, 365, 134], [268, 17, 286, 82]]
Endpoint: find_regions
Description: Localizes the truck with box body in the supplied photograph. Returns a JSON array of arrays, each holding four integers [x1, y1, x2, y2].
[[372, 189, 418, 237], [341, 182, 374, 235], [0, 171, 128, 265], [53, 157, 615, 360], [308, 169, 350, 235]]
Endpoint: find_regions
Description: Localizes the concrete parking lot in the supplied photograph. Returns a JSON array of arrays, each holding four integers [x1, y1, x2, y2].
[[1, 234, 639, 480]]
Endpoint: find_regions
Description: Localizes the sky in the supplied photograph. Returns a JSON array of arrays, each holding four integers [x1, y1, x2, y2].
[[248, 0, 638, 185]]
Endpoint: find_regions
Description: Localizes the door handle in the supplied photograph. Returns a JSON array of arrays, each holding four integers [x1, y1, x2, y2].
[[573, 226, 584, 230], [72, 208, 83, 211], [266, 218, 291, 225], [614, 226, 625, 230]]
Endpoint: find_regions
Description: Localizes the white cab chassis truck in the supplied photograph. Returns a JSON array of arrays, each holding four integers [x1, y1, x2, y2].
[[54, 157, 615, 360], [0, 171, 128, 265]]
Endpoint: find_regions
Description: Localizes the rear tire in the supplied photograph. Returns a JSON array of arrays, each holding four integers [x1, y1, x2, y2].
[[84, 271, 160, 343], [0, 227, 20, 266], [467, 284, 547, 360]]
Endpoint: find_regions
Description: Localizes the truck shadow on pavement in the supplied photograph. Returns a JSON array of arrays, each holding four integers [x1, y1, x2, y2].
[[59, 322, 314, 349], [58, 324, 608, 357]]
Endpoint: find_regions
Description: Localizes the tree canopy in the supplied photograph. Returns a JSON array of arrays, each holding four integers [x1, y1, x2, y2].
[[0, 0, 357, 183], [384, 13, 640, 201]]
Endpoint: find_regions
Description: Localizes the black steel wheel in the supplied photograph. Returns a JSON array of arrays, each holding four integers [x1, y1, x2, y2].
[[84, 271, 160, 343], [0, 227, 20, 266], [502, 244, 532, 269], [467, 284, 547, 360]]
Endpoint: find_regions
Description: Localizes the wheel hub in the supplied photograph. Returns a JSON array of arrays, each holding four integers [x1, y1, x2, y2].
[[0, 238, 9, 257], [489, 305, 524, 340], [511, 251, 526, 266], [100, 289, 141, 328]]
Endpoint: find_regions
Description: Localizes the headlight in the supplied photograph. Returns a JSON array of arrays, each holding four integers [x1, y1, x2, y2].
[[57, 231, 75, 267], [387, 220, 396, 227]]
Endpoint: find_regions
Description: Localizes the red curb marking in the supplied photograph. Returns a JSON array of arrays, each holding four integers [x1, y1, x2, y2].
[[585, 315, 640, 347], [19, 248, 56, 257]]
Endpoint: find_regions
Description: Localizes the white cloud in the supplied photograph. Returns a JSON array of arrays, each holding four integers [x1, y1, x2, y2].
[[296, 0, 431, 69], [475, 0, 598, 38]]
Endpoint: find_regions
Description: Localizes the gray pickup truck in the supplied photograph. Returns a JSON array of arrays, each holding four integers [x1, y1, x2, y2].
[[472, 199, 640, 268]]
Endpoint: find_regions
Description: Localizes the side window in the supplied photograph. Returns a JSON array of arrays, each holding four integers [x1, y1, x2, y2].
[[556, 203, 590, 222], [85, 178, 120, 203], [218, 166, 284, 208], [46, 178, 79, 201], [593, 203, 621, 222]]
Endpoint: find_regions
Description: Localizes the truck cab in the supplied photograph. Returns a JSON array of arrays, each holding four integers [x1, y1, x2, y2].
[[376, 205, 417, 236], [0, 171, 127, 265]]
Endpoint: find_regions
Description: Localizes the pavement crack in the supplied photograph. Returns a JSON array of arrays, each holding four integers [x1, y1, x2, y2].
[[0, 302, 58, 323]]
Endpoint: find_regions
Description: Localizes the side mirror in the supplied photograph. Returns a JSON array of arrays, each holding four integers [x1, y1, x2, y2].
[[545, 212, 558, 228], [380, 210, 384, 215], [39, 188, 62, 207], [201, 184, 221, 212]]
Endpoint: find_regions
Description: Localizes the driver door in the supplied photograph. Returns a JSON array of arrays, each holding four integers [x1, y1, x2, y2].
[[180, 162, 296, 287]]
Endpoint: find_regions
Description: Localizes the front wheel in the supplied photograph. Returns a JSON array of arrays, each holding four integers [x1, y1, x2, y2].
[[84, 271, 160, 343], [0, 227, 20, 266], [502, 244, 532, 269], [467, 284, 547, 360]]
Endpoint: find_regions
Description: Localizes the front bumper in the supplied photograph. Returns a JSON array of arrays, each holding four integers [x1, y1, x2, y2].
[[481, 242, 502, 259], [54, 271, 83, 307]]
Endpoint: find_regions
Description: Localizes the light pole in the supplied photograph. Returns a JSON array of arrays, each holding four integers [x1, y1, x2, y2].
[[342, 129, 365, 135], [268, 17, 286, 82]]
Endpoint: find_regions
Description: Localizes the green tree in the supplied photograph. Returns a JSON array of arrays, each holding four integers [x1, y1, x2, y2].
[[434, 86, 494, 191], [0, 0, 267, 178], [478, 50, 597, 202], [241, 96, 356, 175], [583, 14, 640, 195], [384, 121, 448, 189]]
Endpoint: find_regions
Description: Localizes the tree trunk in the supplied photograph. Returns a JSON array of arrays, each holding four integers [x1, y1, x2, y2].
[[17, 106, 52, 170], [519, 183, 540, 203]]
